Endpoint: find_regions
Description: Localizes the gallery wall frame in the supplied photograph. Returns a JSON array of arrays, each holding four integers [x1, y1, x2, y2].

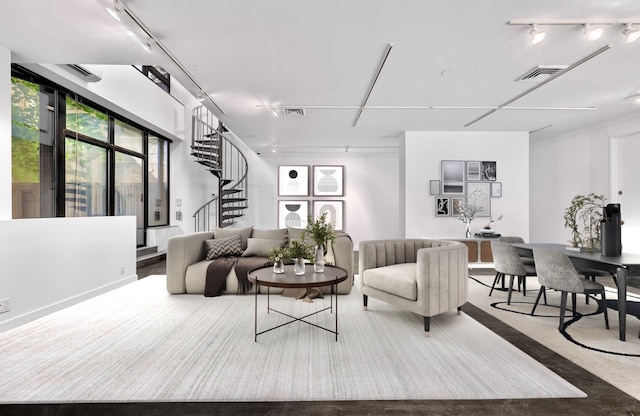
[[429, 180, 440, 195], [466, 161, 481, 181], [435, 196, 450, 217], [481, 161, 497, 181], [313, 165, 344, 196], [313, 200, 344, 230], [491, 182, 502, 198], [441, 160, 465, 195], [278, 165, 309, 196], [278, 200, 309, 229], [466, 182, 491, 217], [451, 196, 466, 216]]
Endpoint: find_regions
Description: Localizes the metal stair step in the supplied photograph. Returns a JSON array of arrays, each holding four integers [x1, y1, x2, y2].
[[221, 206, 248, 212], [222, 197, 247, 204]]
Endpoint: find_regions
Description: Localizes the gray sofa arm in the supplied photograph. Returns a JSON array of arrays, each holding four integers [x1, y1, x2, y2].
[[332, 233, 354, 294], [416, 243, 468, 315], [167, 231, 214, 294]]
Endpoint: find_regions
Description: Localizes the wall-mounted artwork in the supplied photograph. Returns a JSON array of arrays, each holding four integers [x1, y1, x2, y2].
[[278, 165, 309, 196], [314, 200, 344, 230], [313, 165, 344, 196], [429, 180, 440, 195], [466, 161, 481, 181], [466, 182, 491, 217], [278, 200, 309, 229], [435, 196, 450, 216], [441, 160, 465, 194], [451, 196, 466, 216], [481, 161, 497, 181], [491, 182, 502, 198]]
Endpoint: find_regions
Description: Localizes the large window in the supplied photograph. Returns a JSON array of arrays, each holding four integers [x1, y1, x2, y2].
[[11, 67, 171, 247]]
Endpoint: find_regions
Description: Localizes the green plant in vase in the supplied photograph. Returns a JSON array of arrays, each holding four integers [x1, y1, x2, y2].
[[287, 239, 314, 275], [301, 212, 336, 272], [268, 245, 290, 274]]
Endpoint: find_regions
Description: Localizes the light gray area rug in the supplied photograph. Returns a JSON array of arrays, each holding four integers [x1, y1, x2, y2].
[[0, 275, 584, 403], [468, 272, 640, 401]]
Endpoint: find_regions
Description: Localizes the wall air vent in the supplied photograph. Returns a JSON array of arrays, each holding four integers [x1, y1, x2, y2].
[[58, 64, 103, 82], [517, 65, 568, 82], [282, 108, 306, 117]]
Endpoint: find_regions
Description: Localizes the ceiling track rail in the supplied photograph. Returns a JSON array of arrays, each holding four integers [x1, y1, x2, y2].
[[353, 43, 394, 127], [464, 45, 611, 128], [121, 3, 226, 115]]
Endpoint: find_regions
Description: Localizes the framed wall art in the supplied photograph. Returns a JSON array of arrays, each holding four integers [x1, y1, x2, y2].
[[441, 160, 465, 195], [466, 161, 481, 181], [278, 200, 309, 229], [278, 165, 309, 196], [491, 182, 502, 198], [313, 200, 344, 230], [429, 180, 440, 195], [313, 165, 344, 196], [435, 196, 450, 217], [481, 161, 497, 181], [451, 196, 466, 216], [466, 182, 491, 217]]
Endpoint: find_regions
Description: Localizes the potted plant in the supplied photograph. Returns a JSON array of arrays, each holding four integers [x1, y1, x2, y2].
[[563, 193, 606, 249], [268, 245, 290, 274], [301, 212, 336, 272], [287, 239, 314, 275], [456, 202, 483, 238]]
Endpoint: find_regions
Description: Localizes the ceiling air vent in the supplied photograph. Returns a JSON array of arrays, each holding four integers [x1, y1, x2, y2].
[[282, 108, 306, 117], [57, 64, 103, 82], [517, 65, 568, 83]]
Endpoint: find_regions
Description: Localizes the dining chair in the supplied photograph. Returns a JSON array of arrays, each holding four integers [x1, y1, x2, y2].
[[576, 267, 616, 305], [531, 248, 609, 330], [490, 240, 536, 305]]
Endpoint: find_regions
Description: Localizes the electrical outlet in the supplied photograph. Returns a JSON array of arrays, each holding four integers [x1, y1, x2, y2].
[[120, 266, 125, 275], [0, 298, 11, 314]]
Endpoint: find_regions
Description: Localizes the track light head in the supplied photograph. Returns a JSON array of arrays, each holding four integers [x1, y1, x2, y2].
[[529, 24, 546, 44], [197, 91, 205, 102], [106, 0, 123, 21], [584, 24, 603, 41], [623, 23, 640, 43]]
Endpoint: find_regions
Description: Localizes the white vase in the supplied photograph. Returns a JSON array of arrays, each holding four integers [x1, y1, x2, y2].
[[294, 257, 305, 275], [272, 260, 284, 274], [314, 245, 325, 273]]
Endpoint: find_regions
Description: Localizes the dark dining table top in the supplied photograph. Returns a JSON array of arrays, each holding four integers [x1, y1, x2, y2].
[[513, 243, 640, 276]]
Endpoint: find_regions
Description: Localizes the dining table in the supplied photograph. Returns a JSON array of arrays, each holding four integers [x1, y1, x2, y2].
[[513, 243, 640, 341]]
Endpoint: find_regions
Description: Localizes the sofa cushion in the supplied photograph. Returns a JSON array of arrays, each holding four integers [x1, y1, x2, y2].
[[242, 238, 286, 257], [204, 235, 243, 260], [362, 263, 417, 301], [252, 228, 288, 240], [213, 226, 253, 250]]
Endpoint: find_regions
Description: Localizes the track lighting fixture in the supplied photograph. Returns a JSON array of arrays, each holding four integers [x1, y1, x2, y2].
[[197, 91, 205, 102], [141, 38, 153, 53], [623, 23, 640, 43], [106, 0, 123, 21], [529, 24, 546, 45], [583, 24, 603, 41]]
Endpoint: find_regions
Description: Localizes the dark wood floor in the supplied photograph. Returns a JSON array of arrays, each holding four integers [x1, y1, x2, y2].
[[2, 261, 639, 416]]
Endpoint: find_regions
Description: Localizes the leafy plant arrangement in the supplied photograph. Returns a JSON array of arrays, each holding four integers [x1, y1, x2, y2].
[[267, 245, 290, 264], [563, 193, 607, 248], [301, 212, 336, 247], [287, 239, 314, 261]]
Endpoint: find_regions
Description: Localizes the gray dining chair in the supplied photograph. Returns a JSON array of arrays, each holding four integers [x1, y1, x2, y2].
[[490, 240, 537, 305], [531, 248, 609, 330]]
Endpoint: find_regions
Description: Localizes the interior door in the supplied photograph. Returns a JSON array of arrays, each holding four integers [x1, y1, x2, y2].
[[613, 134, 640, 253]]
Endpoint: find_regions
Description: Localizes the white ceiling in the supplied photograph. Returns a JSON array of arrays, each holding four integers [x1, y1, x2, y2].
[[3, 0, 640, 153]]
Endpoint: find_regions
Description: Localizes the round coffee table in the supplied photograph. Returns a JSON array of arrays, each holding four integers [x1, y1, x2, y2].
[[247, 264, 348, 342]]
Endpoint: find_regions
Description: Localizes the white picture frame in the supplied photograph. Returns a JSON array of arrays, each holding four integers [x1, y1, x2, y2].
[[278, 200, 309, 229], [441, 160, 465, 195], [466, 161, 481, 181], [466, 182, 491, 217], [313, 165, 344, 196], [491, 182, 502, 198], [429, 180, 440, 195], [278, 165, 309, 196], [313, 200, 344, 230]]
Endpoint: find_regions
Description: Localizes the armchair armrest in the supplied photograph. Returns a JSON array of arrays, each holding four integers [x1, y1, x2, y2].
[[167, 231, 214, 294]]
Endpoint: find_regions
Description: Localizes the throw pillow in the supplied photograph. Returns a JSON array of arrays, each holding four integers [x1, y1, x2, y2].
[[251, 228, 288, 240], [212, 226, 253, 250], [204, 235, 243, 260], [242, 238, 286, 257]]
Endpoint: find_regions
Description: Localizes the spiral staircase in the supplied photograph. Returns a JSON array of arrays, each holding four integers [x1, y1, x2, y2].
[[191, 105, 248, 231]]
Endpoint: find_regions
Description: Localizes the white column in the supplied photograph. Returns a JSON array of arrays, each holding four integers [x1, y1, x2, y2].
[[0, 46, 11, 219]]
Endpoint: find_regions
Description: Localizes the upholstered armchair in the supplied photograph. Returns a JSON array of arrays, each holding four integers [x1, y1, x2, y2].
[[358, 239, 468, 336]]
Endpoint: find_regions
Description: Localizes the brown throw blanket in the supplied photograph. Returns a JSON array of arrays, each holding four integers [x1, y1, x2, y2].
[[204, 256, 270, 297]]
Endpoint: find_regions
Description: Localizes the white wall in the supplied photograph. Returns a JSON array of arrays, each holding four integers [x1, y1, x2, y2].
[[245, 151, 401, 249], [0, 47, 11, 220], [403, 131, 530, 241], [530, 112, 640, 246], [0, 216, 137, 332]]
